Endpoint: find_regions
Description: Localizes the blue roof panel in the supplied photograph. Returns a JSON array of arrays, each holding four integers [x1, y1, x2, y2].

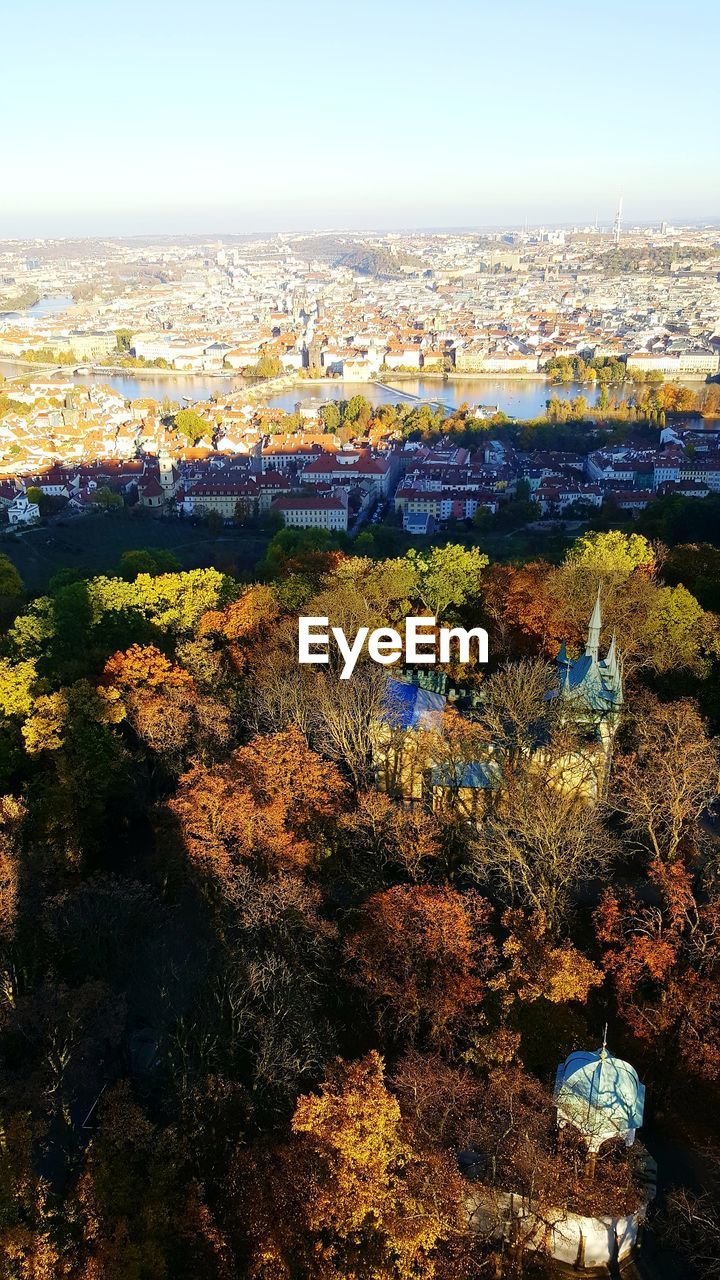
[[383, 678, 446, 730]]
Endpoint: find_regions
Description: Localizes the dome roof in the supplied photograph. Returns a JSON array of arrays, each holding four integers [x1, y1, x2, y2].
[[553, 1046, 645, 1151]]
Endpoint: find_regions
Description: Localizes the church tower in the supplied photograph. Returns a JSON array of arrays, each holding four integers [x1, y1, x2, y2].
[[158, 448, 177, 496], [554, 594, 624, 799]]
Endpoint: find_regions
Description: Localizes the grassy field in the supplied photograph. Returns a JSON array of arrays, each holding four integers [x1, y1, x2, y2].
[[1, 512, 271, 593], [1, 509, 579, 596]]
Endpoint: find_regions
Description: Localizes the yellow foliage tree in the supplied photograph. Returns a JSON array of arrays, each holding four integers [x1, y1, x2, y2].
[[493, 908, 604, 1006], [288, 1052, 462, 1280]]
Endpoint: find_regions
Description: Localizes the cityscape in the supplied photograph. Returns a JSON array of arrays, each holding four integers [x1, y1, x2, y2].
[[0, 223, 719, 548], [1, 1, 719, 1278]]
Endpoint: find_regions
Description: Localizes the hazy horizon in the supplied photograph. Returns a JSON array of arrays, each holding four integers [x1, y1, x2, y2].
[[4, 215, 720, 246]]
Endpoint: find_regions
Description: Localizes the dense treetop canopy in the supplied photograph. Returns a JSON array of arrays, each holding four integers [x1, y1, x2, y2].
[[0, 530, 718, 1276]]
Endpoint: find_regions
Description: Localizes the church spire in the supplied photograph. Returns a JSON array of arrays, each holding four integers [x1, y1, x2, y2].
[[585, 585, 602, 661], [604, 631, 618, 676]]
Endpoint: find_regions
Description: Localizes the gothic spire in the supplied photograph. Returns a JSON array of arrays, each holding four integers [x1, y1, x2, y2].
[[604, 631, 618, 676], [585, 585, 602, 661]]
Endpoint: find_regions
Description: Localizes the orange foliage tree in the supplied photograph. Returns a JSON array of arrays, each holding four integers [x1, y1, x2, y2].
[[596, 858, 720, 1084], [492, 908, 604, 1008], [0, 1112, 60, 1279], [345, 886, 496, 1044], [0, 796, 24, 946], [76, 1081, 231, 1279], [169, 727, 347, 884], [199, 584, 281, 673], [103, 644, 231, 765], [482, 561, 574, 658]]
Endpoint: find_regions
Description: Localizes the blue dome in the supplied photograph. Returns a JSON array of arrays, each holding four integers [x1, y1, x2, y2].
[[554, 1047, 645, 1151]]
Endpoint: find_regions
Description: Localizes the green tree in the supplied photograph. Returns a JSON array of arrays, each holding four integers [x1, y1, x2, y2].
[[25, 485, 44, 508], [342, 395, 372, 427], [472, 506, 493, 531], [115, 328, 133, 352], [94, 486, 123, 510], [355, 530, 374, 553], [320, 402, 341, 432], [173, 409, 209, 445], [405, 544, 488, 619], [641, 583, 719, 676], [0, 555, 24, 630], [566, 529, 655, 579], [251, 354, 282, 380], [119, 548, 181, 580], [662, 543, 720, 612], [261, 526, 340, 580]]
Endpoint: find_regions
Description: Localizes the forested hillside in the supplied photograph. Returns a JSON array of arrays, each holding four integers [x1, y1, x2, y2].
[[0, 531, 718, 1277]]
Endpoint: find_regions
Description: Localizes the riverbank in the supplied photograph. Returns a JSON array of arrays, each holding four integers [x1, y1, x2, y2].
[[0, 355, 238, 381], [0, 358, 551, 386], [381, 369, 549, 382]]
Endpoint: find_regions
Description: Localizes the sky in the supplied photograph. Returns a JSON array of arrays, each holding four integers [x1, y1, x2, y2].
[[3, 0, 719, 237]]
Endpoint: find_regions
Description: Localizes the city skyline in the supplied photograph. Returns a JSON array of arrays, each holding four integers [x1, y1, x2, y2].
[[4, 0, 719, 237]]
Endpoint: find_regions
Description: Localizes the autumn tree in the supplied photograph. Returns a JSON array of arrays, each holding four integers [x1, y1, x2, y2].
[[472, 771, 615, 933], [611, 694, 718, 863], [3, 980, 125, 1127], [547, 533, 719, 678], [466, 1066, 646, 1253], [596, 858, 720, 1085], [245, 618, 317, 738], [0, 1111, 60, 1278], [337, 789, 442, 893], [285, 1053, 463, 1280], [168, 727, 346, 884], [660, 1148, 720, 1280], [392, 1050, 485, 1152], [492, 907, 604, 1009], [661, 541, 720, 612], [345, 886, 496, 1045], [200, 583, 281, 673], [0, 795, 24, 949], [475, 658, 564, 778], [260, 527, 342, 583], [310, 659, 390, 789], [76, 1081, 230, 1279], [170, 869, 340, 1109], [313, 555, 418, 631], [481, 561, 573, 658], [103, 643, 231, 767]]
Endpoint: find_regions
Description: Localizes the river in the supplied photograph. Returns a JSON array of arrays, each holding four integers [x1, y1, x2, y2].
[[0, 360, 602, 419], [27, 294, 76, 318], [0, 296, 702, 418]]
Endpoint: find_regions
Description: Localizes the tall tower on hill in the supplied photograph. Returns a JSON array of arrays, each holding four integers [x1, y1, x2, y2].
[[613, 196, 623, 247]]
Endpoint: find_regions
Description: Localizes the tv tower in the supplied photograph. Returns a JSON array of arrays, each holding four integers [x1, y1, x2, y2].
[[613, 196, 623, 247]]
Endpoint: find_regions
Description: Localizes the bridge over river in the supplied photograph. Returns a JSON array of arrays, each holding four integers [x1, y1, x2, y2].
[[370, 379, 455, 412]]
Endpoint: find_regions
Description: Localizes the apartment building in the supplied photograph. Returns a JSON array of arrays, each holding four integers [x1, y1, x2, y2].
[[271, 493, 348, 531]]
